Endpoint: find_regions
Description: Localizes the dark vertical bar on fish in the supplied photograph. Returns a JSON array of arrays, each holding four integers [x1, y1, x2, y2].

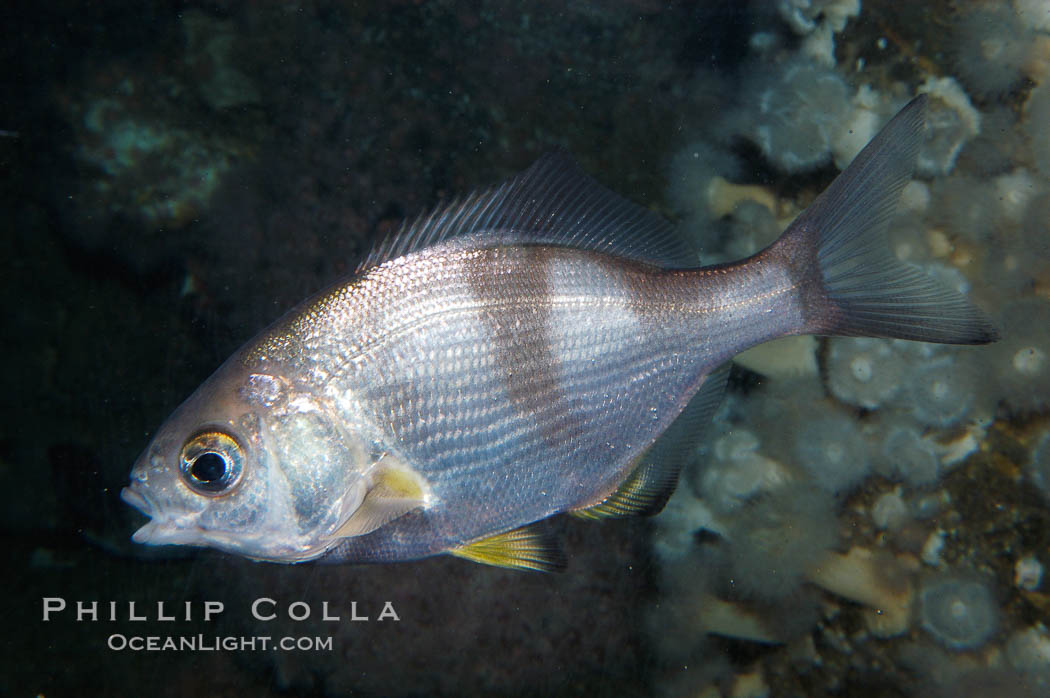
[[120, 95, 996, 570]]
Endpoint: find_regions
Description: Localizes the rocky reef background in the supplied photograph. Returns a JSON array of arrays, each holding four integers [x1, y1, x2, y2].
[[3, 1, 1049, 696]]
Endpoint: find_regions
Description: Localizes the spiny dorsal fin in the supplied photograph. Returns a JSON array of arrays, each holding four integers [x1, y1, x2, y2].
[[572, 363, 731, 520], [331, 464, 428, 539], [449, 523, 566, 572], [358, 152, 697, 272]]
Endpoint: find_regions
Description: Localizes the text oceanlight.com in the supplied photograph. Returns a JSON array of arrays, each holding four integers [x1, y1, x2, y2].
[[107, 634, 333, 652]]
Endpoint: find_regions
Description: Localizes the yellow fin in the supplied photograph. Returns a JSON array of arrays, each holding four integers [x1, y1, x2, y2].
[[449, 524, 566, 572], [331, 464, 428, 538], [570, 458, 675, 520]]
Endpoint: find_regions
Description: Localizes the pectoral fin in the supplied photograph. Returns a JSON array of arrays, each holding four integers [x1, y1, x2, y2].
[[331, 464, 429, 539], [449, 524, 566, 572]]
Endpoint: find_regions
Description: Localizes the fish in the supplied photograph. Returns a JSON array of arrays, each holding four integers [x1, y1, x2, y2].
[[121, 95, 997, 571]]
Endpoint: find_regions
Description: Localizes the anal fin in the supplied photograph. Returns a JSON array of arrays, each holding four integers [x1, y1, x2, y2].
[[572, 363, 730, 520], [570, 457, 675, 520], [449, 523, 566, 572]]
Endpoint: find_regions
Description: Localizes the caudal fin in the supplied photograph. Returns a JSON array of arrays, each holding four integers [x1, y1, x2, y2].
[[782, 94, 998, 345]]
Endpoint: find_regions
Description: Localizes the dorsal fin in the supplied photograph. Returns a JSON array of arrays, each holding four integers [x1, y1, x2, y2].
[[449, 523, 567, 572], [572, 363, 731, 520], [358, 152, 697, 272]]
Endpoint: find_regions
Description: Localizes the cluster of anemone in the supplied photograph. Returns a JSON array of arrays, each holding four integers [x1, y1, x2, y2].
[[994, 169, 1041, 225], [743, 380, 878, 495], [1022, 192, 1050, 258], [694, 427, 792, 514], [722, 484, 839, 601], [1006, 625, 1050, 676], [649, 484, 720, 563], [826, 337, 905, 409], [828, 328, 987, 431], [919, 574, 999, 650], [722, 199, 782, 260], [648, 1, 1050, 684], [962, 106, 1026, 177], [979, 185, 1050, 302], [906, 352, 982, 428], [1025, 431, 1050, 502], [950, 4, 1034, 100], [930, 175, 1003, 245], [791, 408, 872, 494], [871, 490, 910, 530], [886, 216, 934, 264], [916, 77, 981, 176], [830, 85, 899, 169], [776, 0, 862, 66], [986, 298, 1050, 415], [741, 58, 852, 173], [875, 421, 942, 487], [665, 140, 741, 226], [1025, 82, 1050, 177]]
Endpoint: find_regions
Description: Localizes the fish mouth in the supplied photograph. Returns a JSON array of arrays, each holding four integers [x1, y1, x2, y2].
[[120, 486, 164, 544], [120, 486, 154, 517], [127, 519, 207, 546], [120, 486, 204, 546]]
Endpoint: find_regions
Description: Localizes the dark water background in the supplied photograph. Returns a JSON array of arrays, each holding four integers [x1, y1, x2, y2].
[[4, 3, 731, 695], [3, 1, 1047, 696]]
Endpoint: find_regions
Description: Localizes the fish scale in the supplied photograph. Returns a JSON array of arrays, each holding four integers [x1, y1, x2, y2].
[[251, 244, 805, 559], [122, 95, 998, 570]]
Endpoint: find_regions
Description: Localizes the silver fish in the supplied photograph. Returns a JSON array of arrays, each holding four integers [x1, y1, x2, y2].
[[121, 95, 996, 571]]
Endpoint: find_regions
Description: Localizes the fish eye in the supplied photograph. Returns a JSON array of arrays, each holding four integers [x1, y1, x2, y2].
[[179, 431, 244, 496]]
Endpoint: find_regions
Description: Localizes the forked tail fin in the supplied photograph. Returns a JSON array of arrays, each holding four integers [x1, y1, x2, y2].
[[775, 94, 998, 345]]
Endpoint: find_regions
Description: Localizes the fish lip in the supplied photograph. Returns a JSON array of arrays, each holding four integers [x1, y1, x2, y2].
[[125, 510, 207, 546], [130, 519, 160, 544], [121, 486, 164, 544], [120, 486, 154, 517], [121, 488, 208, 547], [129, 519, 204, 546]]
